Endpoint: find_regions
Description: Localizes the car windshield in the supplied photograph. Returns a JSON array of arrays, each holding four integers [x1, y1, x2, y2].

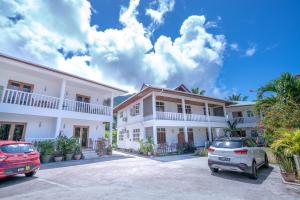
[[0, 144, 35, 153], [212, 140, 243, 148]]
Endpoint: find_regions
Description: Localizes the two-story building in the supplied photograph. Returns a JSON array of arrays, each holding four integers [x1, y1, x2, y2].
[[226, 101, 263, 138], [0, 54, 127, 148], [114, 84, 231, 152]]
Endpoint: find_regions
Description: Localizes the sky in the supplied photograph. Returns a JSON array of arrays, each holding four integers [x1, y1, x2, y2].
[[0, 0, 299, 100]]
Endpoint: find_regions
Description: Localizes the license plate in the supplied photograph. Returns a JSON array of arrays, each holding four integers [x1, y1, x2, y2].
[[17, 167, 25, 172], [25, 166, 30, 171], [219, 157, 230, 161]]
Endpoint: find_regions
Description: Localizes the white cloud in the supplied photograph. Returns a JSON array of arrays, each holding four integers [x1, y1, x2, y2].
[[230, 43, 239, 51], [245, 46, 256, 57], [0, 0, 227, 97]]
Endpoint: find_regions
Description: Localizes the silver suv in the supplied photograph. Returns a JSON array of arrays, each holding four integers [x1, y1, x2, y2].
[[208, 137, 269, 179]]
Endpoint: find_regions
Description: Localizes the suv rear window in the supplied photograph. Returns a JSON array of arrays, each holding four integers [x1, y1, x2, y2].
[[212, 140, 243, 148], [0, 144, 35, 153]]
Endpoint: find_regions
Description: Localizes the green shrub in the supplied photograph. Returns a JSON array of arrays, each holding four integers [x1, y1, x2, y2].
[[278, 156, 295, 173], [74, 144, 81, 155], [138, 137, 154, 154], [37, 140, 54, 156], [194, 149, 208, 157]]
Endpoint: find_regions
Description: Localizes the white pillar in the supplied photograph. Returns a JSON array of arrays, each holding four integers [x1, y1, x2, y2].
[[58, 79, 66, 110], [184, 126, 188, 143], [153, 125, 157, 145], [109, 94, 114, 145], [223, 104, 227, 118], [54, 117, 62, 138], [205, 102, 213, 142], [152, 93, 156, 119], [182, 98, 186, 120]]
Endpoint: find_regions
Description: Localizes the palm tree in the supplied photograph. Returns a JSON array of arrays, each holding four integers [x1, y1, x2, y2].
[[224, 119, 241, 137], [257, 72, 300, 105], [227, 94, 248, 101], [191, 87, 206, 95]]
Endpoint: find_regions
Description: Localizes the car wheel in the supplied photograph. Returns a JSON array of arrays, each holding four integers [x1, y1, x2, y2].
[[25, 171, 36, 177], [249, 161, 258, 179], [263, 154, 269, 168], [210, 167, 219, 173]]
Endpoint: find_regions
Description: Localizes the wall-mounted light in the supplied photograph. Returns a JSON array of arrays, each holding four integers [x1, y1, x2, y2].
[[38, 122, 42, 128], [44, 86, 47, 92], [63, 124, 66, 129], [65, 91, 68, 97]]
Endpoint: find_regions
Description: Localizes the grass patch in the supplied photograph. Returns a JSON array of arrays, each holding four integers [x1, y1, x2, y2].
[[194, 149, 208, 157]]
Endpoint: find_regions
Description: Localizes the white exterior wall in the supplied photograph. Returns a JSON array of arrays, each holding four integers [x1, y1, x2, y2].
[[0, 113, 56, 139], [193, 127, 207, 147], [60, 118, 105, 140], [117, 123, 144, 150]]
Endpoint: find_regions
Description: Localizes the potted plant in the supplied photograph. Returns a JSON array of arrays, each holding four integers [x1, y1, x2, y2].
[[64, 137, 76, 161], [279, 157, 296, 182], [53, 150, 63, 162], [38, 140, 54, 163], [74, 144, 82, 160]]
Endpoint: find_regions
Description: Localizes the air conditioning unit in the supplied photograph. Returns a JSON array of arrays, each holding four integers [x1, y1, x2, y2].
[[122, 117, 128, 122]]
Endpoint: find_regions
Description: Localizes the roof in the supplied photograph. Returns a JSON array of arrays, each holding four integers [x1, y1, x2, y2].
[[174, 84, 191, 93], [114, 84, 232, 112], [226, 101, 255, 107], [0, 53, 128, 93]]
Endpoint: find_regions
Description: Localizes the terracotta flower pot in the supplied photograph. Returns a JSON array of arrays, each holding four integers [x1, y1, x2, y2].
[[41, 155, 51, 163], [65, 153, 73, 161], [54, 156, 63, 162], [281, 171, 296, 182], [74, 154, 81, 160]]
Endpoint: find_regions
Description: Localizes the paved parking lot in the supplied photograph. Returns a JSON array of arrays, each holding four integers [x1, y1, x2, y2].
[[0, 152, 299, 200]]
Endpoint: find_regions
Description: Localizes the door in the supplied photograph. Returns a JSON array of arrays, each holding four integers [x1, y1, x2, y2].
[[73, 126, 89, 148], [157, 128, 166, 144], [76, 94, 90, 112], [188, 128, 194, 146], [7, 80, 33, 104], [0, 122, 26, 141], [177, 128, 185, 145]]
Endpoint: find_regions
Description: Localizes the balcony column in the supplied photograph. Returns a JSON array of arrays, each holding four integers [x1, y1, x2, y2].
[[181, 98, 186, 120], [58, 79, 66, 110], [109, 94, 114, 145], [223, 104, 227, 119], [54, 117, 62, 138], [184, 126, 188, 143], [205, 102, 213, 142], [153, 125, 157, 145], [152, 93, 156, 119]]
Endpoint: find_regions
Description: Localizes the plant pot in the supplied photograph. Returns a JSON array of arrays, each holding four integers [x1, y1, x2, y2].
[[74, 154, 81, 160], [41, 155, 51, 163], [147, 152, 152, 156], [65, 153, 73, 161], [281, 171, 296, 182], [54, 156, 63, 162]]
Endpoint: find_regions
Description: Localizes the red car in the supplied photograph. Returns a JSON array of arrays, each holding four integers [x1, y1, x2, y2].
[[0, 141, 40, 179]]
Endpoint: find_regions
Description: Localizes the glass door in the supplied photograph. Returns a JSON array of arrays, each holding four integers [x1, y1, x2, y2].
[[0, 122, 26, 141], [81, 128, 88, 148], [73, 126, 89, 148], [0, 124, 11, 140]]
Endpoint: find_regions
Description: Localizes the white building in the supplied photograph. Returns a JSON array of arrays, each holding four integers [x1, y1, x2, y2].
[[0, 54, 126, 148], [226, 101, 263, 138], [114, 84, 231, 152]]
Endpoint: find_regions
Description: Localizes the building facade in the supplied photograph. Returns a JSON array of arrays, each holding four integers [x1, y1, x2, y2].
[[0, 54, 126, 148], [114, 84, 231, 152]]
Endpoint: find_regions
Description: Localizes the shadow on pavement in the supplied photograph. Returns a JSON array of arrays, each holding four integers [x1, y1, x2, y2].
[[150, 154, 199, 162], [210, 166, 274, 184], [0, 176, 37, 188], [40, 154, 134, 170]]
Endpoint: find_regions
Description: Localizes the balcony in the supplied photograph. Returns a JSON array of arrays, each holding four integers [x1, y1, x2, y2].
[[230, 117, 258, 124], [156, 111, 184, 121], [63, 99, 111, 116], [0, 88, 111, 116], [186, 114, 208, 122], [1, 88, 60, 109]]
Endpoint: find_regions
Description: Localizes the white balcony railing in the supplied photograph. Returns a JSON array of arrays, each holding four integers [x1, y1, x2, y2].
[[210, 116, 227, 123], [186, 114, 208, 122], [231, 117, 258, 124], [1, 89, 60, 109], [156, 111, 184, 121], [63, 99, 111, 116]]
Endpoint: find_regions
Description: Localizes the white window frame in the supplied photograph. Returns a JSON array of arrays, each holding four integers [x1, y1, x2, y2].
[[246, 110, 254, 117], [133, 129, 140, 142], [119, 131, 124, 141], [156, 101, 165, 112], [185, 104, 192, 114]]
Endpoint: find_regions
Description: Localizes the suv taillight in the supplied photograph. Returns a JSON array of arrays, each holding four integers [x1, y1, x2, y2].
[[208, 147, 215, 153], [234, 149, 248, 155], [0, 155, 7, 161]]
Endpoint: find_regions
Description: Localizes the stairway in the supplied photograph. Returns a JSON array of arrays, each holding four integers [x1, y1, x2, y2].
[[82, 148, 99, 159]]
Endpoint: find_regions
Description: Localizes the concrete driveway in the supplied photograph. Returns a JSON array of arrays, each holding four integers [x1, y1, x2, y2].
[[0, 152, 299, 200]]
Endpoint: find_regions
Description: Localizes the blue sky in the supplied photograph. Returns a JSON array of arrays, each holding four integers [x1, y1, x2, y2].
[[0, 0, 299, 99]]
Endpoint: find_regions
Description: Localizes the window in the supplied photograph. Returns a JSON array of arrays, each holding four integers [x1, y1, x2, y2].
[[133, 129, 140, 142], [185, 105, 192, 114], [120, 111, 124, 118], [134, 103, 140, 115], [203, 107, 211, 115], [8, 80, 33, 92], [251, 130, 258, 138], [157, 128, 166, 144], [177, 104, 183, 113], [119, 131, 124, 141], [156, 101, 165, 112], [246, 110, 254, 117]]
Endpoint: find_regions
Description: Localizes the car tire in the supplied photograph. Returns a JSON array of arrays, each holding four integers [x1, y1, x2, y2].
[[210, 167, 219, 173], [263, 154, 269, 168], [249, 161, 258, 179], [25, 171, 36, 177]]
